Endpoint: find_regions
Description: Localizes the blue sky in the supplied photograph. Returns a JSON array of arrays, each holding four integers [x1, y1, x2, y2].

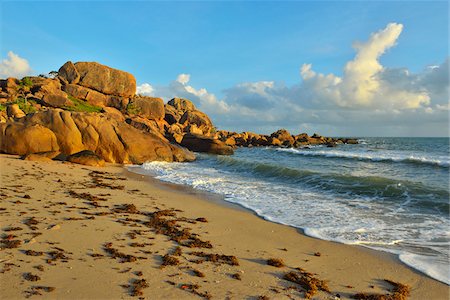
[[1, 1, 449, 136]]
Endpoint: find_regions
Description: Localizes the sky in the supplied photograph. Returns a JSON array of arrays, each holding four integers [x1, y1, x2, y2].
[[0, 1, 448, 137]]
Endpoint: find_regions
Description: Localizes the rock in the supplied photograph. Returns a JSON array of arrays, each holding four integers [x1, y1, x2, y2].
[[0, 109, 195, 164], [180, 110, 213, 135], [23, 151, 61, 162], [73, 62, 136, 97], [185, 124, 204, 135], [58, 61, 80, 84], [41, 94, 73, 108], [32, 78, 63, 97], [271, 129, 294, 146], [343, 138, 358, 144], [0, 78, 19, 96], [224, 136, 236, 147], [62, 84, 108, 107], [102, 107, 125, 122], [295, 133, 309, 143], [326, 142, 337, 147], [107, 95, 129, 111], [22, 153, 53, 163], [67, 150, 105, 167], [164, 105, 180, 125], [167, 98, 196, 111], [125, 116, 167, 141], [269, 137, 282, 147], [180, 134, 234, 155], [128, 96, 164, 120], [0, 123, 60, 155], [6, 104, 25, 118]]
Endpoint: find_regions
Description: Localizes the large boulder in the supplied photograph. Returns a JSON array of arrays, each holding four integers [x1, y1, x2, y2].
[[0, 78, 19, 98], [180, 134, 234, 155], [167, 98, 196, 111], [41, 94, 73, 108], [0, 109, 195, 164], [68, 62, 136, 97], [67, 150, 105, 167], [179, 110, 213, 135], [62, 84, 108, 107], [0, 123, 60, 155], [58, 61, 80, 84], [128, 96, 164, 120], [23, 151, 61, 162], [270, 129, 294, 147]]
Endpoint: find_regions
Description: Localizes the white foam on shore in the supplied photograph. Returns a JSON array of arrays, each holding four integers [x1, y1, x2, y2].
[[399, 253, 450, 285]]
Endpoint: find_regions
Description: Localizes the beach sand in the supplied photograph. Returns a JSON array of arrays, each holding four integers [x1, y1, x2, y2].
[[0, 154, 448, 299]]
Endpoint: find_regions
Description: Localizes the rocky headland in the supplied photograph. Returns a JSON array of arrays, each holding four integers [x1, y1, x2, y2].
[[0, 61, 357, 166]]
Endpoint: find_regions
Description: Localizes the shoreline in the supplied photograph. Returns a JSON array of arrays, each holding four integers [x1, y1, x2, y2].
[[125, 164, 443, 284], [1, 155, 448, 299]]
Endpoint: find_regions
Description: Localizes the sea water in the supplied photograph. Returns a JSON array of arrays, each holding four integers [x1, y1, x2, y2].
[[129, 137, 450, 284]]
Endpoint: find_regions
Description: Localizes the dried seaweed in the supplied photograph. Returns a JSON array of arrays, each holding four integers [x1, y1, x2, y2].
[[161, 254, 180, 267], [352, 280, 410, 300], [267, 258, 285, 268], [103, 242, 138, 263], [283, 270, 330, 299], [23, 272, 41, 281], [190, 251, 239, 266]]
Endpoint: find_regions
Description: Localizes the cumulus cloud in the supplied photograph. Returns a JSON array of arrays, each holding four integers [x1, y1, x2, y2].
[[137, 23, 449, 136], [0, 51, 33, 78], [142, 73, 231, 114], [300, 23, 430, 109], [136, 83, 154, 96]]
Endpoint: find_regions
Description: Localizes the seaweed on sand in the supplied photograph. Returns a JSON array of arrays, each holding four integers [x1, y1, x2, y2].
[[161, 254, 180, 267], [190, 251, 239, 266], [267, 258, 285, 268], [179, 283, 212, 299], [352, 280, 410, 300], [103, 242, 138, 263], [283, 270, 330, 299]]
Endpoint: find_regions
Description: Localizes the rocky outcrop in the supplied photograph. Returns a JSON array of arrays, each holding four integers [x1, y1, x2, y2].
[[164, 98, 215, 139], [180, 134, 234, 155], [61, 62, 136, 97], [0, 109, 195, 164], [217, 129, 357, 148]]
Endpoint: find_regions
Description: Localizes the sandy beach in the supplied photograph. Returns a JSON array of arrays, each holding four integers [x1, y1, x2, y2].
[[0, 154, 448, 300]]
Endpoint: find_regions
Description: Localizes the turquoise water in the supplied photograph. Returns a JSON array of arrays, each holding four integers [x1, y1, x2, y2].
[[132, 137, 450, 284]]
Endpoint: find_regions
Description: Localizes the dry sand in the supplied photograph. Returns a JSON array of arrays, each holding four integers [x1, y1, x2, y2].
[[0, 154, 448, 299]]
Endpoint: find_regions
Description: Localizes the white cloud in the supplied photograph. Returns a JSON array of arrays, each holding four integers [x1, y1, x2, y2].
[[300, 23, 431, 110], [176, 73, 190, 85], [136, 83, 154, 96], [141, 74, 230, 114], [0, 51, 33, 78]]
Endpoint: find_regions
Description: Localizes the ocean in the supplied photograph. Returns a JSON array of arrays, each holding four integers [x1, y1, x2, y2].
[[129, 137, 450, 285]]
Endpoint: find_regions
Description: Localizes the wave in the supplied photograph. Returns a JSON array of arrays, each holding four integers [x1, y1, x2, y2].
[[274, 148, 450, 168], [207, 155, 449, 213]]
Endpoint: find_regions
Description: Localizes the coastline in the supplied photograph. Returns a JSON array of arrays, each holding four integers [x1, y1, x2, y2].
[[0, 155, 448, 299]]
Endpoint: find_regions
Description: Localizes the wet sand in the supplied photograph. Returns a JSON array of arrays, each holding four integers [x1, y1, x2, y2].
[[0, 154, 448, 299]]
